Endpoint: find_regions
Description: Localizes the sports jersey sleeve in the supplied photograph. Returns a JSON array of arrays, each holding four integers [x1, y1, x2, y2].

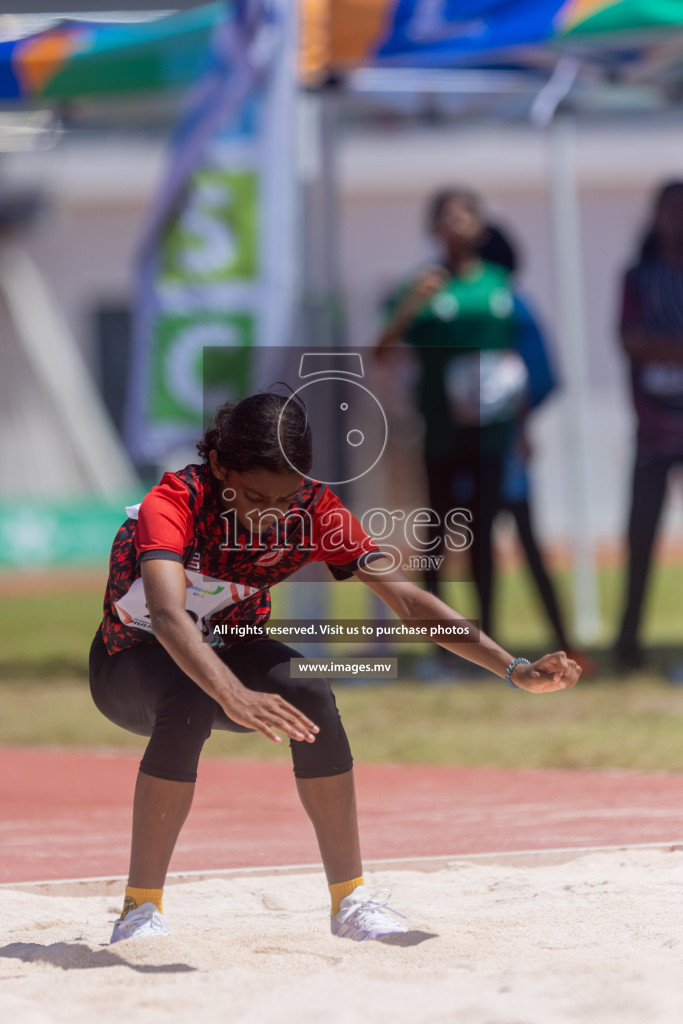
[[135, 472, 195, 565], [310, 487, 385, 581]]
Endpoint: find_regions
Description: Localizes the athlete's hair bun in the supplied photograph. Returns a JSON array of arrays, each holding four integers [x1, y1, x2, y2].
[[197, 390, 312, 476]]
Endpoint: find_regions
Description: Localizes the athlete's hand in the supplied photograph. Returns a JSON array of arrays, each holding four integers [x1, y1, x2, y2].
[[511, 651, 581, 693], [218, 686, 319, 745]]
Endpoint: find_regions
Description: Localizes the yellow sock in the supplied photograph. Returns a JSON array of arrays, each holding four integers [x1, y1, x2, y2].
[[120, 885, 163, 920], [329, 877, 364, 916]]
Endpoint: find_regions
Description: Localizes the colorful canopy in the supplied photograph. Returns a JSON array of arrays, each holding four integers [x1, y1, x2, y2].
[[2, 1, 683, 101], [0, 3, 223, 101], [315, 1, 683, 80], [328, 1, 683, 64]]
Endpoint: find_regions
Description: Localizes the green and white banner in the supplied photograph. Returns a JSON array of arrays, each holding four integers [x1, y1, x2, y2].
[[127, 1, 297, 464]]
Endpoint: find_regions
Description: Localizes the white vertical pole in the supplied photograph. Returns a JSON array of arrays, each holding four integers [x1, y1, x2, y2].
[[547, 115, 600, 643], [261, 0, 299, 351], [296, 84, 342, 351]]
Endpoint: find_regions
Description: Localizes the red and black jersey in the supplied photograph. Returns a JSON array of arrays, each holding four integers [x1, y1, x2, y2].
[[101, 463, 382, 655]]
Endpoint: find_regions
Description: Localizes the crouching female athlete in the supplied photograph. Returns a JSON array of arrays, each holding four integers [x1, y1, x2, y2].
[[90, 391, 580, 944]]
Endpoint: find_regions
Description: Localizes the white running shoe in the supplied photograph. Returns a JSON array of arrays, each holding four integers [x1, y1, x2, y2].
[[331, 886, 409, 942], [110, 902, 171, 944]]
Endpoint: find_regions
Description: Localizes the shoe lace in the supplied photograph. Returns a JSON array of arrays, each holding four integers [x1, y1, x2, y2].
[[119, 907, 165, 936], [343, 889, 410, 928]]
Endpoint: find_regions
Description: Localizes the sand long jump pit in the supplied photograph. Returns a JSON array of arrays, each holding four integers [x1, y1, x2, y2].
[[2, 845, 683, 1024]]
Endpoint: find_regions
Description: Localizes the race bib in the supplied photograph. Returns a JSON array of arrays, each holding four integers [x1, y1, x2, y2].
[[115, 569, 260, 634], [445, 349, 529, 425]]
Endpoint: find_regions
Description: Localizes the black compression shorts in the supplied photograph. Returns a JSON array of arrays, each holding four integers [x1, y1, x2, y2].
[[89, 632, 353, 784]]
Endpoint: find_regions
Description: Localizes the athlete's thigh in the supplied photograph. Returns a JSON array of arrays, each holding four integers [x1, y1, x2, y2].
[[213, 638, 332, 731], [217, 638, 299, 688], [89, 635, 213, 737]]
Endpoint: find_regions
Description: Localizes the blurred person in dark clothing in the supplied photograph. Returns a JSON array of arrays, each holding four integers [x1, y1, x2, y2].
[[376, 195, 589, 663], [377, 190, 522, 637], [497, 295, 574, 654], [614, 181, 683, 672], [484, 226, 590, 664]]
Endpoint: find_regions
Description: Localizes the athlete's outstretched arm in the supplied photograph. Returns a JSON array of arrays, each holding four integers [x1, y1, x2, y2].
[[140, 559, 319, 743], [354, 558, 580, 693]]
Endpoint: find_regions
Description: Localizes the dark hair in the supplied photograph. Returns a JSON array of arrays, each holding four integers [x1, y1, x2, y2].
[[638, 180, 683, 264], [197, 390, 313, 476], [427, 187, 480, 231], [427, 189, 519, 272], [480, 223, 519, 274]]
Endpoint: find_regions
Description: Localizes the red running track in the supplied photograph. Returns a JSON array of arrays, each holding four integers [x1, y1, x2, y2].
[[2, 747, 683, 884]]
